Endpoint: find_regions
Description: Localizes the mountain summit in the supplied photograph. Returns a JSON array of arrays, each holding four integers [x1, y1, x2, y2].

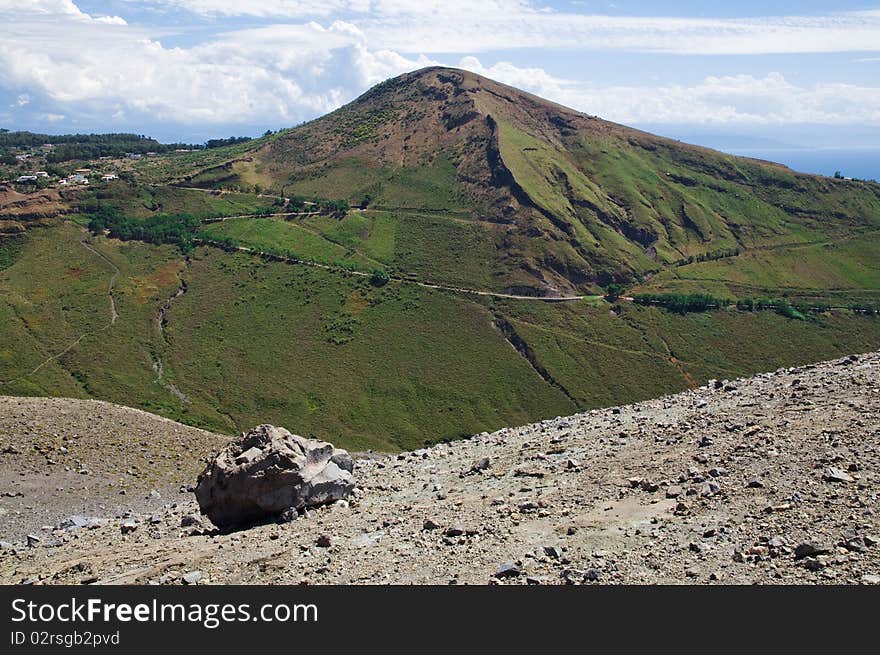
[[189, 66, 880, 295]]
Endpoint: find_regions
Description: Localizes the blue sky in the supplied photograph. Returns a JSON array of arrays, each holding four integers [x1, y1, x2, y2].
[[2, 1, 879, 175]]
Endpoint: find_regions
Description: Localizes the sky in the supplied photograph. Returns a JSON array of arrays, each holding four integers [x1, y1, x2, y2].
[[1, 1, 880, 176]]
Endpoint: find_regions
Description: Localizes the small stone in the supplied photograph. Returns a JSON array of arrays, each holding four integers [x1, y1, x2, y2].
[[543, 546, 563, 560], [699, 481, 720, 497], [120, 520, 138, 535], [823, 467, 854, 483], [794, 542, 829, 559], [470, 457, 491, 473], [26, 534, 41, 548], [665, 485, 682, 499], [861, 574, 880, 585], [182, 571, 202, 585], [639, 480, 659, 492], [180, 514, 202, 528], [768, 536, 786, 549], [685, 567, 700, 578], [445, 525, 465, 537], [423, 518, 441, 531], [493, 562, 521, 578], [746, 478, 765, 488], [583, 569, 602, 582], [802, 558, 825, 571], [316, 534, 332, 548]]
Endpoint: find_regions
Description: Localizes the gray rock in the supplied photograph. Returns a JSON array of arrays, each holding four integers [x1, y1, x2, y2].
[[493, 562, 521, 578], [794, 542, 829, 559], [120, 520, 138, 535], [665, 485, 682, 498], [583, 569, 602, 582], [823, 467, 854, 483], [26, 534, 41, 548], [195, 425, 355, 528], [57, 515, 99, 531], [445, 525, 465, 537], [469, 457, 491, 474], [422, 518, 441, 531], [180, 514, 202, 528], [182, 571, 202, 585], [862, 574, 880, 585], [316, 534, 331, 548], [543, 546, 563, 560]]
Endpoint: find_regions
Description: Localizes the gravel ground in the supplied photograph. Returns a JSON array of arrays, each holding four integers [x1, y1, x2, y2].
[[1, 352, 878, 585]]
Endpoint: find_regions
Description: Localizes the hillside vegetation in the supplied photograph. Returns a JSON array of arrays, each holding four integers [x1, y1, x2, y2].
[[1, 67, 880, 449]]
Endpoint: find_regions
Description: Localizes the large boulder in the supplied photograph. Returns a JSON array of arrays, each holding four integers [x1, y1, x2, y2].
[[195, 425, 355, 528]]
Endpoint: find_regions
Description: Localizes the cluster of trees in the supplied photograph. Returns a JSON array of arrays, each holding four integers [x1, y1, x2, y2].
[[735, 297, 810, 319], [88, 206, 201, 253], [205, 136, 253, 149], [674, 247, 741, 267], [633, 293, 812, 320], [287, 195, 350, 217], [633, 293, 730, 314], [849, 302, 878, 316], [0, 131, 198, 163]]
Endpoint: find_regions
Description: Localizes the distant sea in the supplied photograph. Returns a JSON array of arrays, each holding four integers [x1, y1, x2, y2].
[[724, 148, 880, 182]]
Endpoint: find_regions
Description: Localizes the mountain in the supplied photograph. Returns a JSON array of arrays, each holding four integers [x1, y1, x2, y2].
[[2, 67, 880, 450], [177, 67, 880, 296]]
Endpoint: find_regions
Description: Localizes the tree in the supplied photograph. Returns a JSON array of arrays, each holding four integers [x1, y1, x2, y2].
[[370, 268, 390, 287], [604, 283, 626, 302]]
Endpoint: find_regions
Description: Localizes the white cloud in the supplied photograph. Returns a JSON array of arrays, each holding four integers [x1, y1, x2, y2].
[[38, 112, 66, 122], [2, 1, 879, 132], [16, 94, 31, 106], [127, 0, 880, 55], [0, 9, 432, 125], [459, 57, 880, 125]]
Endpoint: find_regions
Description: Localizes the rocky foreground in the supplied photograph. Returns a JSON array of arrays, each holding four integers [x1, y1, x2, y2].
[[1, 353, 879, 585]]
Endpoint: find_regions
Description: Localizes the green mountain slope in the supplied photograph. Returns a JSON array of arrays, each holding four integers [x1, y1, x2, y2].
[[2, 67, 880, 449], [164, 67, 880, 297]]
